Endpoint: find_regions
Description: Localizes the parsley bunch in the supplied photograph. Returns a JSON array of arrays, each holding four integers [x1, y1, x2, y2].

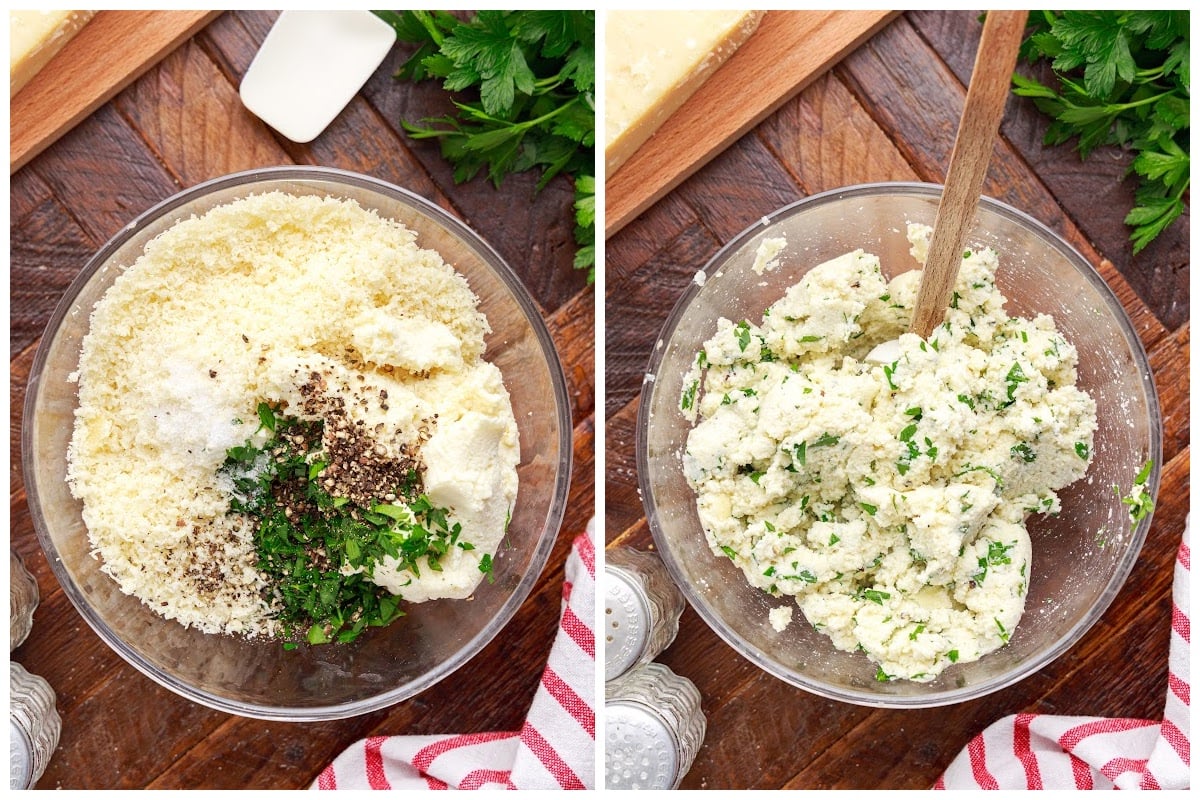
[[1011, 11, 1189, 253], [375, 10, 596, 281]]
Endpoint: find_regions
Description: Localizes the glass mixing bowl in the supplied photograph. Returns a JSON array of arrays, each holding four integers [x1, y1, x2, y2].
[[637, 182, 1161, 707], [22, 166, 572, 721]]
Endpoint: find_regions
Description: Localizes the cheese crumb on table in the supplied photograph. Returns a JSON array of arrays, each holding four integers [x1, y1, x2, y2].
[[682, 225, 1097, 681], [67, 192, 519, 637]]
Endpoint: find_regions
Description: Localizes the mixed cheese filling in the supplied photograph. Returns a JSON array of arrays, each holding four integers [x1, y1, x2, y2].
[[681, 225, 1097, 681]]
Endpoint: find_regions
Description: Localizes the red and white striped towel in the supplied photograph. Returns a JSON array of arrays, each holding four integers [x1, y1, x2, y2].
[[936, 516, 1190, 790], [313, 519, 596, 790]]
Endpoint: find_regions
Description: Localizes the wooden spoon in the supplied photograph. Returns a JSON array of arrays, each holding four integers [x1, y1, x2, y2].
[[867, 10, 1028, 362]]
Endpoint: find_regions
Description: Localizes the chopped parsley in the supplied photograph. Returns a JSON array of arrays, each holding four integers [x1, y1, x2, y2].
[[221, 403, 475, 647], [681, 380, 698, 411], [1115, 459, 1156, 527], [973, 540, 1014, 584], [1003, 362, 1028, 406], [857, 588, 891, 605], [735, 320, 752, 352], [1011, 442, 1037, 463]]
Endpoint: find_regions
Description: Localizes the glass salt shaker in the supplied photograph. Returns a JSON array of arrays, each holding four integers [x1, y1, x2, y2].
[[10, 550, 39, 651], [10, 662, 61, 789], [604, 546, 685, 682], [605, 662, 707, 789]]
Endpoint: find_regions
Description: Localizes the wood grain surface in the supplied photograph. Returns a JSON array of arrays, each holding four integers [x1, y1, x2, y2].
[[10, 11, 593, 790], [605, 10, 1188, 790]]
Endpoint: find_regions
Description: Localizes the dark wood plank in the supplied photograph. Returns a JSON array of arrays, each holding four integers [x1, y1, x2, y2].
[[604, 221, 717, 419], [22, 101, 181, 245], [117, 37, 293, 183], [8, 192, 95, 359], [757, 69, 920, 191]]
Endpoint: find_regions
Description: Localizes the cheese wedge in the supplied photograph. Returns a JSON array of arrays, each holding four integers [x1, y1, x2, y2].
[[10, 10, 95, 98], [605, 10, 765, 175]]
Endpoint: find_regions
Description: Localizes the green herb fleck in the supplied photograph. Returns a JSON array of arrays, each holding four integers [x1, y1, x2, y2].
[[858, 588, 891, 605], [1011, 442, 1037, 463], [681, 380, 698, 411], [883, 361, 899, 390], [1004, 362, 1028, 405], [811, 433, 840, 448], [1115, 459, 1156, 527]]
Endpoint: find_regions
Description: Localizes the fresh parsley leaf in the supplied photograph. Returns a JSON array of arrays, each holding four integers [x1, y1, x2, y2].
[[1013, 11, 1189, 253], [378, 10, 595, 281]]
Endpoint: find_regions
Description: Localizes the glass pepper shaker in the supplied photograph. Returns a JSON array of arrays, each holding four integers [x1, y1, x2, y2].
[[10, 662, 61, 789], [604, 546, 685, 682], [10, 550, 39, 651], [605, 662, 707, 789]]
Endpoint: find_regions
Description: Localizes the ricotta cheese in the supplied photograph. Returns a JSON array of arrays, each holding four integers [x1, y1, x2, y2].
[[682, 225, 1097, 681], [67, 191, 519, 637], [604, 10, 765, 174]]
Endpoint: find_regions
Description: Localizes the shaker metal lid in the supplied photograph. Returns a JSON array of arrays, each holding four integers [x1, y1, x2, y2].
[[603, 566, 650, 682], [10, 717, 33, 789], [605, 699, 681, 789]]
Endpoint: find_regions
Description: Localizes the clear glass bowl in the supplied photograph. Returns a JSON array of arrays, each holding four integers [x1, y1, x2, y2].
[[22, 166, 572, 721], [637, 182, 1161, 708]]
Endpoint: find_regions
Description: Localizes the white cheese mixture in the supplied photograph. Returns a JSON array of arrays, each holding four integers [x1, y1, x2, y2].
[[681, 225, 1097, 681], [67, 192, 519, 636]]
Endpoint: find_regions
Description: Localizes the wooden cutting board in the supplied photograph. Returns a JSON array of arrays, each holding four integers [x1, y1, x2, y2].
[[605, 10, 898, 237], [10, 10, 221, 173]]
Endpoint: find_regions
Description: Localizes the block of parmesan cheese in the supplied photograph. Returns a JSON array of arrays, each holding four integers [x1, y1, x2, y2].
[[605, 10, 765, 175], [10, 9, 95, 98]]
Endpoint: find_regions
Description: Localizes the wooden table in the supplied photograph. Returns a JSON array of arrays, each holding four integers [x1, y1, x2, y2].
[[10, 11, 594, 789], [606, 10, 1188, 790]]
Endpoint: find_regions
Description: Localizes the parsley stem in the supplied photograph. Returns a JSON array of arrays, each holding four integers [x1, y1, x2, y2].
[[459, 94, 583, 132], [412, 10, 445, 47]]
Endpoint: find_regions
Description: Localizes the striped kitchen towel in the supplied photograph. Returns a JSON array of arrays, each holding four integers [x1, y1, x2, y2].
[[313, 519, 596, 790], [936, 516, 1190, 790]]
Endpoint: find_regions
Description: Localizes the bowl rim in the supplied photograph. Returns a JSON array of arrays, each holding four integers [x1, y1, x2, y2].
[[21, 165, 573, 720], [636, 180, 1162, 708]]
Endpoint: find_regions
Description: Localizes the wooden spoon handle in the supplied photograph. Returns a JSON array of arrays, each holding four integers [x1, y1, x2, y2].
[[910, 10, 1028, 339]]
